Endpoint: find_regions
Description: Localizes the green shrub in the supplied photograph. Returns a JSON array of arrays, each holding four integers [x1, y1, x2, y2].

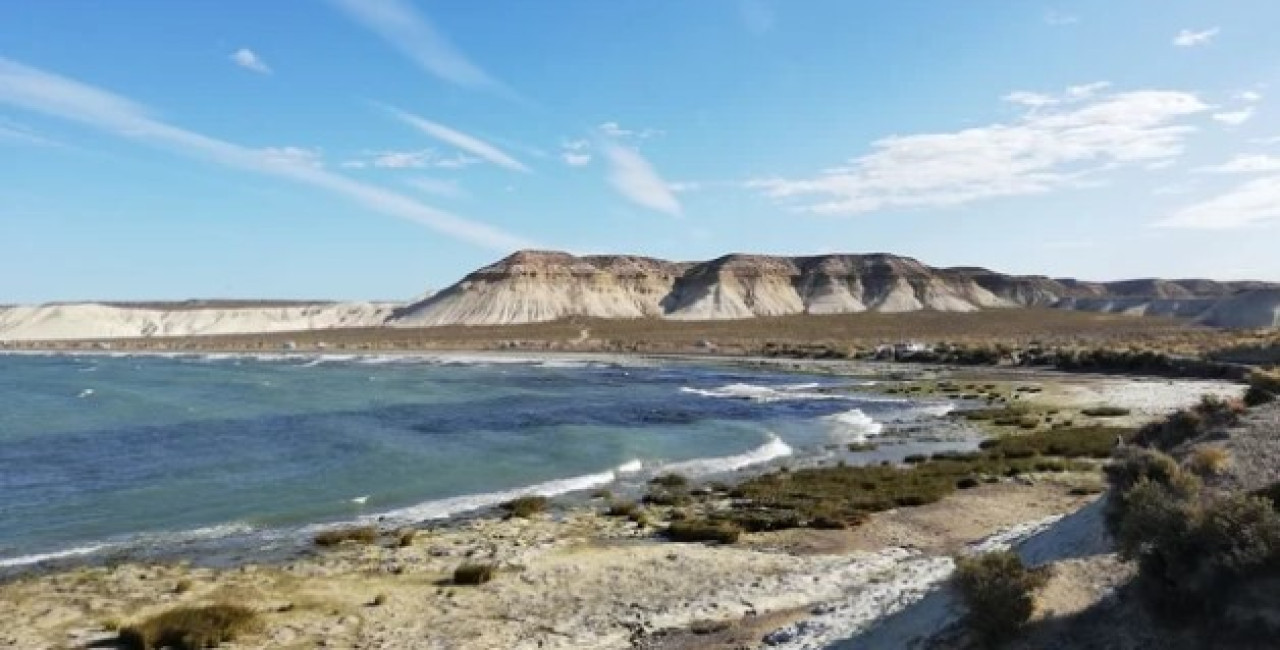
[[1082, 406, 1131, 417], [1186, 447, 1231, 477], [605, 500, 640, 517], [984, 426, 1127, 460], [396, 528, 417, 548], [313, 526, 378, 547], [650, 473, 689, 488], [453, 563, 497, 585], [1244, 385, 1276, 407], [1133, 396, 1243, 450], [643, 489, 692, 507], [500, 495, 549, 518], [957, 477, 981, 489], [954, 551, 1051, 647], [118, 604, 259, 650], [666, 520, 742, 544]]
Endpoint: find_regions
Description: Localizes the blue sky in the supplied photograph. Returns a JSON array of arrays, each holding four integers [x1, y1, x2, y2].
[[2, 1, 1278, 302]]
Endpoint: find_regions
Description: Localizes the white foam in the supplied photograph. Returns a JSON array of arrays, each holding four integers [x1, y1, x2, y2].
[[680, 383, 851, 403], [615, 459, 644, 474], [659, 434, 794, 476], [823, 408, 884, 443], [0, 544, 109, 568], [368, 469, 618, 524], [77, 388, 94, 398]]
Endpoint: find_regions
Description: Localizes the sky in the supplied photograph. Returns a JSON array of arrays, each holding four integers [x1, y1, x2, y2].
[[2, 1, 1279, 303]]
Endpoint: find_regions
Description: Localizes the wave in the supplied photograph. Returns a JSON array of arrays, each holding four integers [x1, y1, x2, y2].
[[823, 408, 884, 443], [659, 434, 793, 476], [0, 543, 109, 569], [680, 382, 854, 403], [616, 459, 644, 474]]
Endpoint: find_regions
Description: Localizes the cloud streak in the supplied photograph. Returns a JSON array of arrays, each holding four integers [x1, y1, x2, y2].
[[601, 141, 682, 216], [1158, 175, 1280, 229], [386, 107, 530, 173], [0, 57, 534, 251], [329, 0, 509, 95], [748, 85, 1207, 215], [1173, 27, 1219, 47], [230, 48, 271, 74]]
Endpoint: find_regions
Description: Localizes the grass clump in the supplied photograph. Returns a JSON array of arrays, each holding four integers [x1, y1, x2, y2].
[[666, 520, 742, 544], [982, 426, 1128, 459], [1082, 406, 1132, 417], [1132, 395, 1244, 450], [396, 528, 417, 548], [313, 525, 378, 547], [643, 489, 692, 507], [118, 604, 259, 650], [605, 500, 640, 517], [499, 495, 549, 518], [453, 563, 497, 585], [1186, 447, 1231, 477], [650, 473, 689, 488], [954, 551, 1051, 647]]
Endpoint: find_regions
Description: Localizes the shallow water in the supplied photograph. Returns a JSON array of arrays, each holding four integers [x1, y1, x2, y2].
[[0, 352, 958, 570]]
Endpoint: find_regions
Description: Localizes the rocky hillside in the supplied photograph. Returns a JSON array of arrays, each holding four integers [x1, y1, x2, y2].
[[391, 250, 1280, 328], [0, 301, 398, 341]]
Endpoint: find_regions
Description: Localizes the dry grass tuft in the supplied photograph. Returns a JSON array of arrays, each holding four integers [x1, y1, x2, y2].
[[118, 604, 259, 650]]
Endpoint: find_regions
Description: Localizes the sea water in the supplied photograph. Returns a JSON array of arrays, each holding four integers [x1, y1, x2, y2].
[[0, 352, 955, 570]]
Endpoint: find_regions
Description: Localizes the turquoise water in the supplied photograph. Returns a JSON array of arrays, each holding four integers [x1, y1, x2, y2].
[[0, 352, 949, 570]]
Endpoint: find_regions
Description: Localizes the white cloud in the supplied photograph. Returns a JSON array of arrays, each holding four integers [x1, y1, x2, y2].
[[601, 141, 681, 216], [1173, 27, 1219, 47], [385, 107, 530, 173], [560, 139, 591, 166], [407, 176, 464, 198], [1237, 90, 1264, 103], [1197, 154, 1280, 174], [749, 85, 1207, 215], [1044, 10, 1079, 26], [1213, 107, 1255, 126], [435, 153, 481, 169], [371, 149, 434, 169], [230, 48, 271, 74], [1158, 175, 1280, 229], [259, 146, 322, 168], [0, 57, 535, 251], [1003, 91, 1058, 109], [667, 181, 702, 193], [597, 121, 663, 140], [1066, 82, 1110, 99], [328, 0, 508, 95]]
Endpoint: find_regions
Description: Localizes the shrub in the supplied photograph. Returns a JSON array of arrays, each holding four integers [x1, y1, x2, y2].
[[1247, 369, 1280, 395], [903, 454, 929, 464], [666, 520, 742, 544], [1186, 447, 1231, 477], [954, 551, 1051, 647], [370, 594, 387, 607], [1244, 385, 1276, 407], [1133, 396, 1243, 450], [605, 500, 640, 517], [500, 495, 549, 518], [453, 563, 497, 585], [1082, 406, 1131, 417], [173, 579, 193, 594], [650, 473, 689, 488], [957, 477, 981, 490], [396, 528, 417, 548], [118, 604, 259, 650], [314, 526, 378, 547], [643, 489, 692, 507]]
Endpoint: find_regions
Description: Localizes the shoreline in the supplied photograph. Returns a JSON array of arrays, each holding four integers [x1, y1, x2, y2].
[[0, 355, 1247, 648]]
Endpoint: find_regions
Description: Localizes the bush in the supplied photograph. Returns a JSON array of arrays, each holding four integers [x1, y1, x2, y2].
[[666, 520, 742, 544], [957, 477, 981, 490], [1082, 406, 1131, 417], [500, 496, 549, 518], [984, 426, 1128, 460], [1247, 369, 1280, 395], [396, 528, 417, 548], [453, 563, 497, 585], [650, 473, 689, 488], [314, 526, 378, 547], [1132, 395, 1243, 450], [1186, 447, 1231, 477], [954, 551, 1051, 647], [643, 489, 692, 507], [118, 604, 259, 650], [1244, 385, 1276, 407], [605, 501, 640, 517]]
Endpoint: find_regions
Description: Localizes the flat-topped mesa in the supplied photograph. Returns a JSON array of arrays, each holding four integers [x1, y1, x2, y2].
[[390, 250, 1280, 328]]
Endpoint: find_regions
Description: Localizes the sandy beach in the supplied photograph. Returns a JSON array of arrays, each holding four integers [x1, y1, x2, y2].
[[0, 355, 1244, 649]]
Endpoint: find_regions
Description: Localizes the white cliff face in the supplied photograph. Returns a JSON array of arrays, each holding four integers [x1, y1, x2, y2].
[[0, 302, 397, 341], [390, 251, 1280, 328]]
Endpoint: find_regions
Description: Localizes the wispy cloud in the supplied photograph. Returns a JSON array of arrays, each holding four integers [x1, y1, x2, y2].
[[259, 146, 322, 168], [601, 141, 681, 216], [1237, 90, 1264, 103], [385, 107, 530, 173], [598, 121, 663, 140], [0, 57, 534, 251], [748, 85, 1207, 215], [229, 48, 271, 74], [1198, 154, 1280, 174], [1158, 175, 1280, 229], [1043, 10, 1079, 26], [1212, 107, 1255, 126], [0, 117, 60, 147], [560, 139, 591, 167], [1173, 27, 1219, 47], [329, 0, 508, 95], [407, 176, 464, 199]]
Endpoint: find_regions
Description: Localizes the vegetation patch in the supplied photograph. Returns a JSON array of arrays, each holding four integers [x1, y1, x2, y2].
[[313, 525, 378, 547], [453, 563, 497, 585], [954, 551, 1051, 647], [118, 604, 259, 650], [980, 426, 1129, 460], [666, 520, 742, 544], [1081, 406, 1131, 417], [650, 473, 689, 488], [500, 495, 549, 518], [1132, 395, 1244, 450]]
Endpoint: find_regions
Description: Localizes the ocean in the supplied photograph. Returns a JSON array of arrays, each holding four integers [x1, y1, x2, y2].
[[0, 352, 966, 571]]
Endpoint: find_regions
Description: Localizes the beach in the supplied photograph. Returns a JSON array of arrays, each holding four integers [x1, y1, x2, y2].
[[0, 351, 1245, 649]]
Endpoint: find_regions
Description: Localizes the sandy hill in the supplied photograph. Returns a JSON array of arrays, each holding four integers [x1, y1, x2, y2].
[[391, 250, 1280, 329]]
